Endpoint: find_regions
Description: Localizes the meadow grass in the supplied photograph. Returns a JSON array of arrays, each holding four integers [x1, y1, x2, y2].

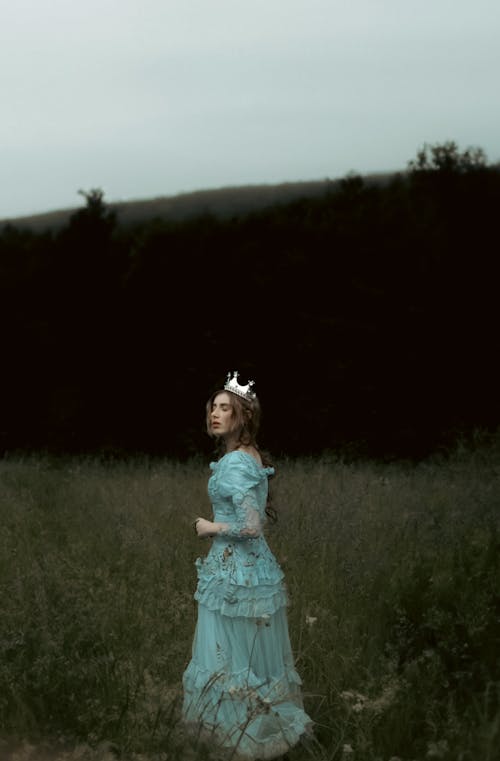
[[0, 434, 499, 761]]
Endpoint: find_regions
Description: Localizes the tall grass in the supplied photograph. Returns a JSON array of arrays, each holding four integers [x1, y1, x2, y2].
[[1, 435, 499, 760]]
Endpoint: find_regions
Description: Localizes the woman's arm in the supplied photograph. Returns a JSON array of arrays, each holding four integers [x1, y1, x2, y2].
[[195, 492, 262, 540]]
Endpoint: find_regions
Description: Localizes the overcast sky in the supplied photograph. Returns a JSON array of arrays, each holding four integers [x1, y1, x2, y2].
[[2, 0, 500, 219]]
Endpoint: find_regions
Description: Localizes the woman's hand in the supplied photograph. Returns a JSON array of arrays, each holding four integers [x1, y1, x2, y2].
[[194, 517, 218, 538]]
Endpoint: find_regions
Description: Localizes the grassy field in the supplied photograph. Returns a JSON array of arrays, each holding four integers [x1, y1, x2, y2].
[[1, 435, 499, 761]]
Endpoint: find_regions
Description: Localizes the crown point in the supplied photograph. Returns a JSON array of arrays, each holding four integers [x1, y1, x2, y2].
[[223, 370, 256, 401]]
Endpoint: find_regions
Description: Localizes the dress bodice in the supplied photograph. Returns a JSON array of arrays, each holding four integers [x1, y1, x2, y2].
[[208, 450, 274, 539], [195, 450, 285, 619]]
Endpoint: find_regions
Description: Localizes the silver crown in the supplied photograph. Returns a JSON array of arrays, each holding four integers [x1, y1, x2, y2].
[[224, 371, 256, 401]]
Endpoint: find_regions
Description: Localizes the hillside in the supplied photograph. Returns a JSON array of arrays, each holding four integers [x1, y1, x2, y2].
[[1, 173, 393, 232], [2, 142, 498, 459]]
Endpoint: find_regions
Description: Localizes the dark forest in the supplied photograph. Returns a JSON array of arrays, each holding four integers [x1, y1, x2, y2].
[[1, 142, 499, 460]]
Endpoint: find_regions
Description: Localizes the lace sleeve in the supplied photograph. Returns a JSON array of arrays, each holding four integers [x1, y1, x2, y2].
[[218, 489, 262, 540]]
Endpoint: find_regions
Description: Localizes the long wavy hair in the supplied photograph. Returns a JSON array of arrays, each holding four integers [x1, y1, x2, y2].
[[206, 389, 277, 522]]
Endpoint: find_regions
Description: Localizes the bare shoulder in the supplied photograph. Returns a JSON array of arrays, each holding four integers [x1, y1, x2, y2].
[[238, 445, 263, 467]]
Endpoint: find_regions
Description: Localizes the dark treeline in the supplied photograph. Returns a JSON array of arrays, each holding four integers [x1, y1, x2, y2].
[[1, 142, 499, 460]]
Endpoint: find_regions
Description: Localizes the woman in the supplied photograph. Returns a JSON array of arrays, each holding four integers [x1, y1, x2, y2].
[[182, 372, 312, 760]]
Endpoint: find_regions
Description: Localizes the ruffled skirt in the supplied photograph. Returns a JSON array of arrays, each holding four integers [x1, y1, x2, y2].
[[182, 603, 312, 759]]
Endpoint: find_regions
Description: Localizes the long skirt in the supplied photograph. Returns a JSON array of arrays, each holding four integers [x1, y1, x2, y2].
[[182, 603, 312, 760]]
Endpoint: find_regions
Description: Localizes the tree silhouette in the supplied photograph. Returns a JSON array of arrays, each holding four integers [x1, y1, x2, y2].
[[1, 145, 499, 457], [408, 140, 487, 174]]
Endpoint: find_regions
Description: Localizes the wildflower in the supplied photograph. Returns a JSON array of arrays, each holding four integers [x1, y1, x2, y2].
[[426, 739, 449, 758], [340, 690, 355, 701], [305, 615, 317, 627], [366, 680, 399, 715], [340, 690, 367, 704]]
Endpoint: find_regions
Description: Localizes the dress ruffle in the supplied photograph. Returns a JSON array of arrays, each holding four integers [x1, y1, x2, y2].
[[195, 538, 288, 618], [183, 637, 312, 759], [194, 582, 289, 619]]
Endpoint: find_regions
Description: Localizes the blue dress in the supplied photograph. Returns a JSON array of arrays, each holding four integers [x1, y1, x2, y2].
[[182, 450, 312, 759]]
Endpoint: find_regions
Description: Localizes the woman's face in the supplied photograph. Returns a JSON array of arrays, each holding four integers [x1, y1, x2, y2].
[[210, 392, 237, 438]]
